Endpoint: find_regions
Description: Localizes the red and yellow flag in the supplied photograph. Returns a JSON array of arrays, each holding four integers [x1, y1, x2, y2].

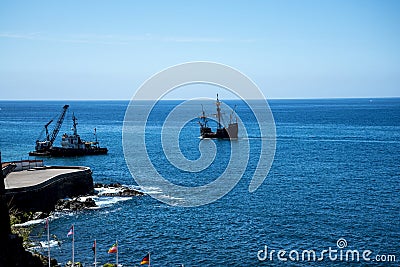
[[140, 253, 150, 265], [108, 242, 118, 254]]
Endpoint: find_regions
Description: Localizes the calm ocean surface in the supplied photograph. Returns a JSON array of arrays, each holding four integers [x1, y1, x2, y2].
[[0, 99, 399, 266]]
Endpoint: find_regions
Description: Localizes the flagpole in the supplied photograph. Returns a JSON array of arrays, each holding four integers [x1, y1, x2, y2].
[[72, 225, 75, 266], [94, 239, 97, 267], [116, 240, 118, 267], [47, 218, 50, 267], [148, 252, 151, 267]]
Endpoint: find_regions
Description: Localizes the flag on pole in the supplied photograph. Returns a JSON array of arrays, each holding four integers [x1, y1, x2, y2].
[[140, 253, 150, 265], [108, 242, 118, 254], [92, 239, 96, 253], [66, 225, 75, 265], [67, 225, 74, 237]]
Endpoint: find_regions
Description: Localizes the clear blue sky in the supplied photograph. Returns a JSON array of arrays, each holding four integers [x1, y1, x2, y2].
[[0, 0, 399, 99]]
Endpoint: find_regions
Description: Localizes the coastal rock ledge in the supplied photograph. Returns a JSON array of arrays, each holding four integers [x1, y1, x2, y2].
[[5, 166, 94, 213], [53, 183, 144, 211], [94, 183, 144, 197], [55, 197, 97, 211]]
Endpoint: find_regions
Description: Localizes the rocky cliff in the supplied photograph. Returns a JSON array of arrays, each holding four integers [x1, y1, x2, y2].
[[0, 156, 44, 267]]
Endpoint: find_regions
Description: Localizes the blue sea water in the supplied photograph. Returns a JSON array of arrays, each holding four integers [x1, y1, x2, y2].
[[0, 98, 399, 266]]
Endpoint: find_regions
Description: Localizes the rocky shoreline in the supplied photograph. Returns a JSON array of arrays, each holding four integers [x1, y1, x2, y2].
[[53, 183, 144, 211], [6, 182, 144, 267], [94, 182, 145, 197], [12, 183, 145, 222]]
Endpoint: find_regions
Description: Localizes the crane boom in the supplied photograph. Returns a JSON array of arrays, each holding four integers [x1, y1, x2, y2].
[[48, 105, 69, 145], [33, 104, 69, 153], [44, 119, 53, 141]]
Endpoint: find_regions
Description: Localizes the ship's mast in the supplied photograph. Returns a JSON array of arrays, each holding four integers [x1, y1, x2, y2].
[[72, 113, 78, 135], [94, 128, 98, 143], [216, 94, 222, 129], [200, 105, 208, 127]]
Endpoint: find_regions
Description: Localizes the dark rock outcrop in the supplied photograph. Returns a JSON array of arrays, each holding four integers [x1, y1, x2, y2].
[[1, 233, 46, 267], [55, 197, 97, 211], [94, 183, 144, 197]]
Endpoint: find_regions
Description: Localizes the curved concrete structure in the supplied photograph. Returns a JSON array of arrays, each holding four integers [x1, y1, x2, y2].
[[4, 166, 94, 212]]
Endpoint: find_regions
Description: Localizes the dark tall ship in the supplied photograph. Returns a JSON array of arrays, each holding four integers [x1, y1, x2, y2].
[[198, 94, 238, 139], [29, 105, 108, 157]]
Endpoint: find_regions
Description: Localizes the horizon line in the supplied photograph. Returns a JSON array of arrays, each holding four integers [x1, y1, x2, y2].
[[0, 96, 399, 101]]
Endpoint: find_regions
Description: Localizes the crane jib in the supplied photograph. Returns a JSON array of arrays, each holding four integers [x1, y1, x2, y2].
[[48, 105, 69, 146]]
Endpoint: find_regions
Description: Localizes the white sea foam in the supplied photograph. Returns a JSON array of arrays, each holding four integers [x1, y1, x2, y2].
[[39, 240, 60, 248], [160, 194, 184, 201], [95, 184, 146, 195], [29, 240, 61, 252], [14, 218, 45, 227], [95, 196, 132, 207], [95, 186, 121, 196], [76, 195, 98, 202], [140, 186, 162, 194]]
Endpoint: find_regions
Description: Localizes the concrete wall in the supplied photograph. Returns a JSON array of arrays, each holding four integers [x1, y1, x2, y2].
[[13, 160, 44, 171], [5, 166, 94, 212]]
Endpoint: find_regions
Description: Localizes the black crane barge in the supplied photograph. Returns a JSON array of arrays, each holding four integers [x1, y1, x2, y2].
[[29, 105, 108, 157]]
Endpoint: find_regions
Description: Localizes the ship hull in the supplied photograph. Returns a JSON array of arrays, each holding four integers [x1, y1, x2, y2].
[[29, 147, 108, 157], [201, 123, 238, 139], [28, 151, 51, 157], [49, 147, 108, 157]]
